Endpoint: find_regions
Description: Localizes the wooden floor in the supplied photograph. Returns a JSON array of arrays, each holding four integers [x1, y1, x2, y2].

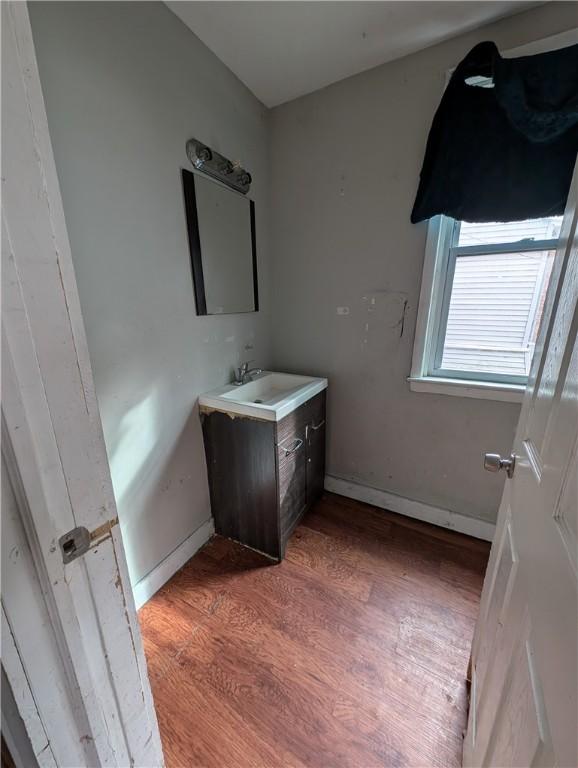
[[139, 493, 490, 768]]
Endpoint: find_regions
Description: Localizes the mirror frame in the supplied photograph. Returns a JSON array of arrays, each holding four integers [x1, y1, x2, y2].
[[181, 168, 259, 316]]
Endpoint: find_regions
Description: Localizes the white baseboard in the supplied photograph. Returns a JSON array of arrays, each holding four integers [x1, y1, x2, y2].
[[324, 475, 495, 542], [132, 479, 493, 610], [132, 519, 215, 609]]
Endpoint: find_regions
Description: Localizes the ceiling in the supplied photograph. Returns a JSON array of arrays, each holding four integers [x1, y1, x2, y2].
[[167, 1, 542, 108]]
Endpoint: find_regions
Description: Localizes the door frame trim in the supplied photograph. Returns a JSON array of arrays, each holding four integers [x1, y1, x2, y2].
[[1, 3, 163, 764]]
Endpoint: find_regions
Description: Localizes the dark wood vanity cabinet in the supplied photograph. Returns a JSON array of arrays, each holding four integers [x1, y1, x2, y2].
[[201, 391, 326, 561]]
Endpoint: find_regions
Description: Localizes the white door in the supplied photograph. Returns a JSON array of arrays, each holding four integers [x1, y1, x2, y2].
[[1, 3, 163, 765], [463, 166, 578, 768]]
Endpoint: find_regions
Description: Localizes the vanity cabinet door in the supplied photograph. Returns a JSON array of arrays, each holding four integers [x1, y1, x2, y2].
[[306, 417, 326, 504], [277, 427, 307, 541], [276, 391, 326, 546]]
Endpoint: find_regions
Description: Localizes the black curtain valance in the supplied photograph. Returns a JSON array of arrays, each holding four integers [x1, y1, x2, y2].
[[411, 41, 578, 224]]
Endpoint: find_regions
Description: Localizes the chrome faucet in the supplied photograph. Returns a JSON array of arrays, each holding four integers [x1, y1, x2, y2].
[[233, 361, 262, 386]]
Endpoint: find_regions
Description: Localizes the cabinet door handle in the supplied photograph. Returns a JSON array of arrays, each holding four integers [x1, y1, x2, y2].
[[283, 438, 303, 456], [306, 420, 325, 442]]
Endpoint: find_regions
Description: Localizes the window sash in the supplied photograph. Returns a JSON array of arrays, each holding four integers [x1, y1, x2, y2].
[[451, 239, 559, 257], [427, 216, 558, 385]]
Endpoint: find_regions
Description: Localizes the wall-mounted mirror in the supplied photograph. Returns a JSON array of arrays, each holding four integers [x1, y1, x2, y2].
[[182, 169, 258, 315]]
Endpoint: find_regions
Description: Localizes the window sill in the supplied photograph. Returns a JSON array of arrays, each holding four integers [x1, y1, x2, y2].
[[408, 376, 525, 403]]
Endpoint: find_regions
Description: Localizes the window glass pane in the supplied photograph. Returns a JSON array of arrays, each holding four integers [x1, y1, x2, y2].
[[457, 216, 562, 246], [440, 249, 555, 377]]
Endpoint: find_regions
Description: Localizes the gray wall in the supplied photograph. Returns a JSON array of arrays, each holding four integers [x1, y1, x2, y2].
[[269, 3, 577, 524], [29, 2, 272, 586]]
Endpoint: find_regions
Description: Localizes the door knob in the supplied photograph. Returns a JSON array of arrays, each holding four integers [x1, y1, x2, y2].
[[484, 452, 516, 478]]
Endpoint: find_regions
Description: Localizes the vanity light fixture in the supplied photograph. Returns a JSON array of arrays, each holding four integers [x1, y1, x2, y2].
[[185, 138, 252, 195]]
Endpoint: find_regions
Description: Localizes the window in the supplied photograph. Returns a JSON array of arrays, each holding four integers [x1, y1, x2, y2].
[[410, 215, 561, 401], [409, 30, 573, 403]]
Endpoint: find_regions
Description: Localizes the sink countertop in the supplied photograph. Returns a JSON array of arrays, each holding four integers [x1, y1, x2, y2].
[[198, 371, 327, 422]]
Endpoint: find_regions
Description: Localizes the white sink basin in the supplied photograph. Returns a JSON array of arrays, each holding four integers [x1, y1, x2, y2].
[[199, 371, 327, 422]]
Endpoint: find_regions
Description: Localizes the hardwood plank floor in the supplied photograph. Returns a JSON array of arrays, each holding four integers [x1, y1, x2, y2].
[[139, 493, 490, 768]]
